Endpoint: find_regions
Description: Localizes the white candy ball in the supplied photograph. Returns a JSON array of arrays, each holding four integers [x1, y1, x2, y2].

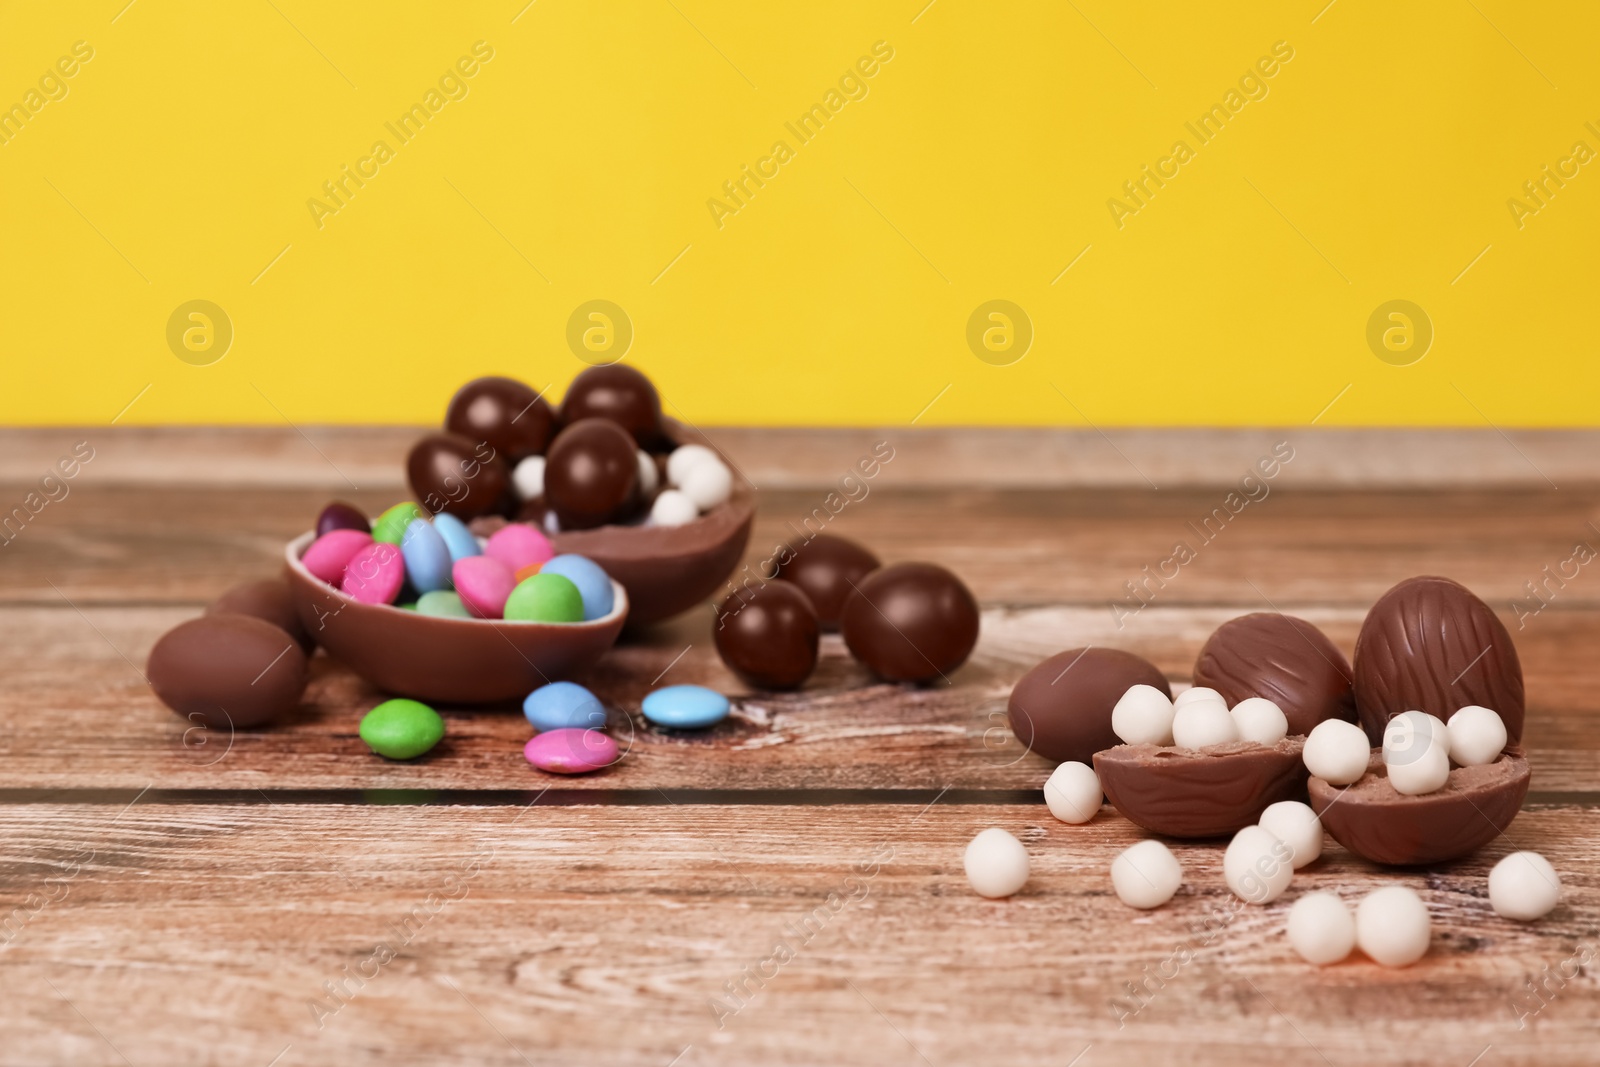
[[1489, 851, 1560, 921], [1231, 697, 1289, 745], [1224, 825, 1294, 904], [1043, 762, 1102, 824], [1258, 800, 1323, 869], [681, 458, 732, 511], [964, 828, 1029, 899], [1110, 839, 1183, 909], [1448, 705, 1508, 767], [512, 455, 545, 501], [666, 443, 719, 487], [635, 450, 659, 499], [649, 489, 699, 527], [1172, 701, 1239, 750], [1111, 684, 1175, 746], [1383, 711, 1451, 796], [1287, 891, 1355, 965], [1356, 886, 1431, 967], [1174, 686, 1226, 710], [1303, 719, 1371, 784]]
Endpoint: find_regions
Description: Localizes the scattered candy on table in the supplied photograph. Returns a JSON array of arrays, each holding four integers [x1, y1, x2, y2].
[[963, 828, 1029, 899], [1355, 886, 1432, 967], [524, 728, 619, 774], [1224, 825, 1293, 904], [1110, 840, 1181, 909], [1287, 891, 1356, 965], [1043, 761, 1102, 824], [1488, 851, 1560, 920], [524, 681, 609, 731], [359, 698, 445, 760], [641, 685, 731, 729]]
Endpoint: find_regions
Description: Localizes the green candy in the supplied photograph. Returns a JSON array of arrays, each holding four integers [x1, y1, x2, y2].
[[372, 502, 425, 545], [396, 602, 418, 611], [359, 698, 444, 760], [503, 573, 583, 623], [416, 590, 471, 618]]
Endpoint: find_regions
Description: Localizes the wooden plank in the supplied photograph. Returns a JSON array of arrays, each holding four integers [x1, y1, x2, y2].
[[3, 603, 1594, 791], [0, 803, 1593, 1066]]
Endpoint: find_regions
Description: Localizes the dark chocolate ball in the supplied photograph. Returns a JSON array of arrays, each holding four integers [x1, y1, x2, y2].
[[445, 376, 554, 462], [206, 577, 315, 653], [774, 534, 881, 630], [315, 501, 369, 538], [1009, 647, 1170, 764], [840, 562, 979, 683], [407, 432, 511, 519], [147, 615, 308, 728], [560, 365, 663, 447], [714, 582, 820, 690], [1192, 613, 1356, 736], [543, 418, 640, 530]]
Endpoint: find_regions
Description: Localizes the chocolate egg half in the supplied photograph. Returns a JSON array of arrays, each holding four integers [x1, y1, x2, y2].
[[840, 562, 978, 683], [1192, 612, 1355, 736], [1095, 738, 1308, 839], [1008, 647, 1169, 764], [148, 615, 308, 728], [774, 533, 880, 630]]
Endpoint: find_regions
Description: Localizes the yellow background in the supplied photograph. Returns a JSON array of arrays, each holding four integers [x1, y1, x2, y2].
[[1, 1, 1596, 426]]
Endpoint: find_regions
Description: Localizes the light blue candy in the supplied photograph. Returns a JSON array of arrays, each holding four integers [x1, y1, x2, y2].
[[523, 681, 608, 731], [431, 512, 482, 563], [641, 685, 730, 729], [416, 590, 471, 618], [400, 518, 452, 593], [538, 554, 614, 620]]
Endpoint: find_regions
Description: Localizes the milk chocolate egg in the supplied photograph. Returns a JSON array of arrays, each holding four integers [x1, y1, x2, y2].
[[560, 365, 663, 448], [1192, 613, 1355, 736], [206, 577, 315, 653], [840, 562, 979, 683], [445, 376, 554, 462], [407, 432, 511, 520], [774, 534, 880, 630], [544, 418, 640, 530], [148, 615, 308, 728], [1009, 647, 1170, 764], [714, 582, 820, 689]]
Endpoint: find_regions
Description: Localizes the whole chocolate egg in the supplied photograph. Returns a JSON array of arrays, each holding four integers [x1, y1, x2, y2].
[[714, 582, 820, 689], [543, 418, 640, 531], [560, 365, 663, 447], [1191, 613, 1356, 736], [445, 376, 554, 462], [774, 534, 880, 630], [407, 432, 511, 519], [1352, 575, 1524, 744], [147, 614, 308, 727], [315, 501, 369, 538], [840, 562, 979, 683], [206, 577, 315, 653], [1009, 647, 1170, 764]]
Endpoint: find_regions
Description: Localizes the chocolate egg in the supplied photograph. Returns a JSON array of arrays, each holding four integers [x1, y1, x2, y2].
[[1008, 647, 1170, 764], [560, 365, 663, 447], [714, 582, 819, 689], [147, 615, 308, 728], [407, 432, 511, 520], [840, 562, 979, 683], [1352, 575, 1524, 745], [445, 376, 554, 462], [544, 418, 640, 531], [774, 534, 880, 630], [206, 577, 315, 653], [1095, 738, 1308, 838], [1192, 613, 1356, 736], [315, 501, 369, 538]]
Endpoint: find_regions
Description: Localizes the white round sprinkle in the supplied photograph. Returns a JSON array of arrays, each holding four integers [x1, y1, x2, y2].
[[1172, 700, 1239, 750], [1303, 719, 1371, 785], [1383, 710, 1451, 796], [1224, 825, 1294, 904], [1111, 684, 1175, 746], [1258, 800, 1323, 869], [1287, 891, 1355, 965], [1356, 886, 1431, 967], [1174, 686, 1226, 710], [1110, 839, 1183, 909], [681, 458, 733, 511], [964, 828, 1029, 899], [1230, 697, 1289, 745], [1489, 851, 1560, 921], [635, 450, 659, 499], [512, 455, 545, 501], [666, 443, 719, 488], [1043, 762, 1102, 824], [649, 489, 699, 527], [1448, 705, 1507, 767]]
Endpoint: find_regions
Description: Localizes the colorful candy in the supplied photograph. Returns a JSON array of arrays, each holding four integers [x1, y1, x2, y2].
[[453, 555, 516, 619], [302, 528, 372, 585], [641, 685, 730, 729], [503, 573, 583, 623], [316, 501, 369, 538], [523, 681, 608, 731], [372, 502, 426, 544], [359, 698, 445, 760], [400, 518, 453, 593], [539, 555, 615, 620], [524, 728, 618, 774], [485, 523, 554, 573], [416, 590, 471, 618], [431, 511, 481, 562], [342, 542, 405, 604]]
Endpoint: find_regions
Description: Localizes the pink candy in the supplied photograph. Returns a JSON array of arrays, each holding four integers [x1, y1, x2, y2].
[[524, 728, 619, 774], [453, 555, 516, 619], [302, 529, 373, 584], [485, 523, 554, 573], [341, 542, 404, 604]]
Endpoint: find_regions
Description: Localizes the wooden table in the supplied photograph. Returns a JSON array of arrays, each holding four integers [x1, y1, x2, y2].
[[2, 427, 1596, 1066]]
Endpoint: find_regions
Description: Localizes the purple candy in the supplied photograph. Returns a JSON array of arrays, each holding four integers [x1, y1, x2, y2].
[[316, 501, 370, 538], [302, 529, 373, 585], [524, 728, 619, 774]]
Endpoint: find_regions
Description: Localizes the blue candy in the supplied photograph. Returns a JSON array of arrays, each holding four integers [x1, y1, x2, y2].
[[538, 554, 615, 620], [431, 512, 482, 562], [523, 681, 608, 731], [400, 518, 452, 593], [641, 685, 730, 729]]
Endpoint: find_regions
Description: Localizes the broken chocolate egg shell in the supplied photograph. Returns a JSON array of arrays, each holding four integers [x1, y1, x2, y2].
[[1308, 747, 1530, 866], [1094, 738, 1308, 838], [282, 533, 628, 704]]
